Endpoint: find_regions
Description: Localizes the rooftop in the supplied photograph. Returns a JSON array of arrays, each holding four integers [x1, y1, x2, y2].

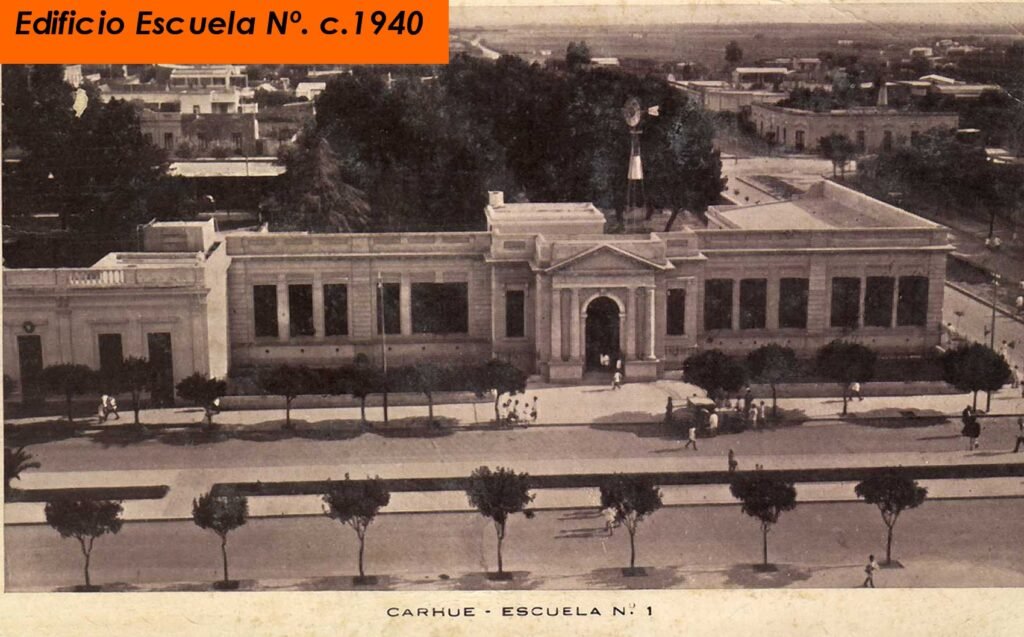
[[709, 181, 942, 231], [169, 160, 285, 178]]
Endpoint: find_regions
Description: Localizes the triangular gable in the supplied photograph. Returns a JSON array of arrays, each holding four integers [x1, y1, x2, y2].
[[544, 244, 671, 273]]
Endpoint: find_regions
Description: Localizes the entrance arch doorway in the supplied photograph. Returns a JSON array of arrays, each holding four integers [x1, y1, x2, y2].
[[585, 297, 620, 371]]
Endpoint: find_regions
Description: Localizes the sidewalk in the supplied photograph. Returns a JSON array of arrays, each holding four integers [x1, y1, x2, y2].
[[7, 380, 1023, 431]]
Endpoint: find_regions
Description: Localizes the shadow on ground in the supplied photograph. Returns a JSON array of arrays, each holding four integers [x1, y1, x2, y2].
[[721, 563, 814, 588], [840, 408, 950, 429], [581, 566, 688, 589], [450, 571, 542, 591]]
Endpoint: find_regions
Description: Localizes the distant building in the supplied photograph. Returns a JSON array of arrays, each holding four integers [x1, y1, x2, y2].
[[139, 110, 261, 157], [910, 47, 934, 58], [104, 86, 251, 114], [731, 67, 790, 89], [255, 102, 316, 156], [671, 80, 786, 113], [295, 82, 328, 101], [3, 183, 950, 397], [168, 65, 248, 89], [749, 104, 959, 152], [590, 58, 621, 67], [63, 65, 83, 87]]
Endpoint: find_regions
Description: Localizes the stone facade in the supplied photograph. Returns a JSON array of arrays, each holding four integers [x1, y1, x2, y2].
[[749, 104, 959, 153], [2, 183, 952, 400]]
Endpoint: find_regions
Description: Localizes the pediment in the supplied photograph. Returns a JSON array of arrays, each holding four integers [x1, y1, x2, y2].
[[545, 244, 670, 273]]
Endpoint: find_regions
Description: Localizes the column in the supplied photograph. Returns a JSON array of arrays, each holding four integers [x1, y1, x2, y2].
[[550, 288, 562, 362], [891, 276, 900, 328], [399, 274, 412, 336], [569, 288, 581, 361], [766, 278, 780, 330], [857, 276, 867, 329], [534, 275, 545, 361], [625, 287, 636, 360], [731, 280, 741, 331], [647, 286, 657, 360], [312, 272, 325, 338], [276, 276, 289, 341]]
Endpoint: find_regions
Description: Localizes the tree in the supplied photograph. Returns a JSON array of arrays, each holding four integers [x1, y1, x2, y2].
[[43, 498, 124, 589], [264, 132, 372, 232], [746, 344, 798, 418], [819, 133, 857, 178], [175, 373, 227, 429], [815, 341, 876, 415], [725, 40, 744, 66], [465, 466, 535, 577], [322, 475, 392, 581], [472, 359, 528, 424], [39, 364, 95, 423], [566, 41, 592, 68], [409, 363, 449, 425], [599, 475, 664, 572], [257, 364, 320, 430], [682, 350, 746, 403], [854, 472, 927, 566], [940, 343, 1011, 409], [5, 446, 41, 497], [729, 474, 797, 568], [115, 357, 155, 426], [192, 491, 249, 588], [341, 364, 386, 426]]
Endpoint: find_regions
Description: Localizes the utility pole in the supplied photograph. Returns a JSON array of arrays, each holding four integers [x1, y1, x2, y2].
[[378, 271, 389, 423], [986, 273, 1000, 412]]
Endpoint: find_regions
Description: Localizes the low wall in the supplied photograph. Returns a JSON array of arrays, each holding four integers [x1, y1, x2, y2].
[[220, 391, 488, 411]]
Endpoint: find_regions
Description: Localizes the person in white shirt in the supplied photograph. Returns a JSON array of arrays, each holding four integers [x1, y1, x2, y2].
[[708, 410, 719, 436]]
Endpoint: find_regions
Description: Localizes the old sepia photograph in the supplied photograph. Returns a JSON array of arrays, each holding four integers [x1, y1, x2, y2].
[[3, 0, 1024, 599]]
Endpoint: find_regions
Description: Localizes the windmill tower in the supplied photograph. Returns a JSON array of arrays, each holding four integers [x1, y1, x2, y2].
[[622, 98, 659, 231]]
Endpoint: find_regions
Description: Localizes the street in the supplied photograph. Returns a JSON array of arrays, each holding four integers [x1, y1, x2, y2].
[[7, 498, 1024, 591]]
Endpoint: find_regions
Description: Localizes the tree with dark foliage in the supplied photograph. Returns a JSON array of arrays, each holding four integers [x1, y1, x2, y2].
[[323, 475, 391, 581], [465, 466, 535, 578], [44, 498, 124, 589], [192, 491, 249, 588], [855, 472, 927, 566], [599, 474, 664, 572], [729, 474, 797, 568]]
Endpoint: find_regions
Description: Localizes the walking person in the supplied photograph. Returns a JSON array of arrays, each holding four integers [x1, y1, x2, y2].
[[530, 396, 538, 425], [728, 449, 738, 473], [664, 397, 674, 426], [1013, 417, 1024, 453], [106, 396, 119, 420], [850, 381, 863, 401], [757, 400, 768, 428], [708, 409, 719, 437], [602, 506, 617, 536], [612, 370, 623, 390], [743, 386, 753, 414], [97, 394, 110, 423], [862, 554, 879, 588], [684, 425, 698, 450], [747, 404, 758, 430]]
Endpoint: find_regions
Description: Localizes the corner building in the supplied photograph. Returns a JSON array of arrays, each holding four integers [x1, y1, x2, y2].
[[3, 182, 951, 398]]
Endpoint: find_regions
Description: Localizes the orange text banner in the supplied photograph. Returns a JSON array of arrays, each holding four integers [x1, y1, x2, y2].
[[0, 1, 448, 63]]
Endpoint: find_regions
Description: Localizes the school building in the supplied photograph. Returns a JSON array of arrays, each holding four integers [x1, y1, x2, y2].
[[2, 181, 952, 399]]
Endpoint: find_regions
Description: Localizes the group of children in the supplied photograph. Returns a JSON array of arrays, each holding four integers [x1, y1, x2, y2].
[[498, 394, 538, 427]]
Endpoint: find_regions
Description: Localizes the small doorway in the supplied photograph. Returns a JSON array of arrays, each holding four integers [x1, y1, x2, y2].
[[585, 297, 620, 371], [147, 333, 174, 406]]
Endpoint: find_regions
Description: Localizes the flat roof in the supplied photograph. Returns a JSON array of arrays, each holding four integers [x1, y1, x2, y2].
[[169, 160, 285, 178], [713, 188, 931, 231]]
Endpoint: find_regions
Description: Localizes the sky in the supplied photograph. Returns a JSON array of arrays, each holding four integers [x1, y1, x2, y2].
[[450, 1, 1024, 27]]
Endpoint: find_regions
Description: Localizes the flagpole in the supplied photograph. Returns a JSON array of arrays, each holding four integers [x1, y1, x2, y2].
[[378, 271, 389, 423]]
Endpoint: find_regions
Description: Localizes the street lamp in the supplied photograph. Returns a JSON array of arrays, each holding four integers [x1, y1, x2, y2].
[[378, 272, 389, 423], [986, 273, 1001, 412]]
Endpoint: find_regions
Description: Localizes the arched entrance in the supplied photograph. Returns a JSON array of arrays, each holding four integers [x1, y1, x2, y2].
[[585, 297, 620, 371]]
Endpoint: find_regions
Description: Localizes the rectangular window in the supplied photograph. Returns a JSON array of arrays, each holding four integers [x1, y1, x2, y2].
[[856, 130, 866, 152], [830, 277, 861, 328], [253, 285, 279, 338], [324, 284, 348, 336], [17, 335, 43, 399], [910, 130, 920, 146], [864, 276, 895, 327], [98, 333, 123, 376], [412, 283, 468, 334], [147, 333, 174, 406], [505, 290, 525, 338], [231, 132, 243, 151], [288, 284, 314, 337], [704, 279, 733, 331], [666, 288, 687, 335], [778, 278, 809, 328], [739, 279, 767, 330], [163, 132, 174, 150], [377, 282, 401, 335], [897, 276, 929, 326], [883, 130, 893, 151]]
